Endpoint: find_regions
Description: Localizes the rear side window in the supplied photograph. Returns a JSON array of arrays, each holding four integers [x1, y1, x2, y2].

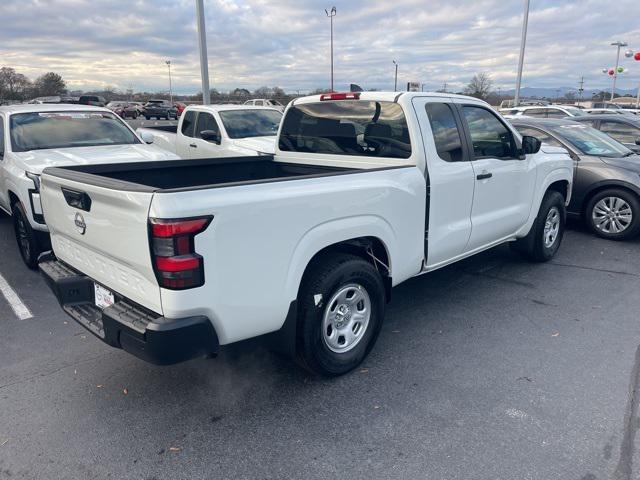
[[523, 108, 547, 118], [279, 100, 411, 159], [462, 106, 516, 159], [0, 117, 4, 158], [600, 121, 639, 144], [181, 111, 196, 137], [425, 103, 464, 162], [546, 109, 569, 118], [195, 112, 219, 138], [516, 126, 564, 148]]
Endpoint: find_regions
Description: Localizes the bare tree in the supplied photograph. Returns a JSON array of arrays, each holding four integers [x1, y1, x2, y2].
[[464, 72, 493, 100], [0, 67, 31, 100]]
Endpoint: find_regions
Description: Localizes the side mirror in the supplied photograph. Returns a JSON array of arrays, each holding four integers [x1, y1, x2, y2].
[[522, 135, 542, 155], [139, 131, 154, 144], [635, 137, 640, 146], [200, 130, 221, 144]]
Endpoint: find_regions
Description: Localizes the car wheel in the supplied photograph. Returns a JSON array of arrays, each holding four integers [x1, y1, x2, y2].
[[145, 116, 150, 120], [586, 189, 640, 240], [11, 201, 43, 269], [511, 190, 566, 262], [296, 253, 385, 376]]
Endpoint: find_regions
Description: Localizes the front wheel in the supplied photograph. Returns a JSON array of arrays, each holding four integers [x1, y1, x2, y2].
[[586, 189, 640, 240], [511, 190, 566, 262], [296, 253, 386, 376], [12, 201, 43, 269]]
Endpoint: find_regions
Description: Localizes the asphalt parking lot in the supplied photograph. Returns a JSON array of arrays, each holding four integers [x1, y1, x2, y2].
[[2, 212, 640, 480]]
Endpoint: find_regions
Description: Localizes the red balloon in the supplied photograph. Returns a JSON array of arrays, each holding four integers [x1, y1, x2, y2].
[[635, 52, 640, 61], [608, 68, 615, 76]]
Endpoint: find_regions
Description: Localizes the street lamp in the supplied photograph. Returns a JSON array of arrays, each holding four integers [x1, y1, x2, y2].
[[325, 6, 336, 92], [196, 0, 210, 105], [611, 41, 628, 101], [514, 0, 530, 107], [393, 60, 398, 92], [165, 60, 173, 104]]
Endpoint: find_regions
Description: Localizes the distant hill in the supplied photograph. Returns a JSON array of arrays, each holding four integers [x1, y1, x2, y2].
[[501, 86, 638, 98]]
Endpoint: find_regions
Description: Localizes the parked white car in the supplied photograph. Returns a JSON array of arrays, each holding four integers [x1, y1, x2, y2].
[[0, 104, 179, 268], [244, 98, 285, 111], [39, 91, 573, 376], [137, 105, 282, 158], [583, 108, 638, 117], [500, 105, 587, 118]]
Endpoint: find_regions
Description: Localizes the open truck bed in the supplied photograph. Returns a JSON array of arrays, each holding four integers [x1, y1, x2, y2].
[[42, 155, 360, 192]]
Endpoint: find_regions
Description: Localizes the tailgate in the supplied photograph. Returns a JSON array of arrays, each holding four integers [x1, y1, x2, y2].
[[40, 172, 162, 313]]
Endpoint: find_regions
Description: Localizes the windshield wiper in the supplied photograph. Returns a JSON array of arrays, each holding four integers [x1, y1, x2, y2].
[[623, 151, 636, 157]]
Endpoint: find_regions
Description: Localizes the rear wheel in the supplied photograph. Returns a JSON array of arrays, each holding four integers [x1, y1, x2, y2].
[[296, 253, 385, 376], [12, 201, 44, 269], [586, 189, 640, 240], [511, 190, 565, 262]]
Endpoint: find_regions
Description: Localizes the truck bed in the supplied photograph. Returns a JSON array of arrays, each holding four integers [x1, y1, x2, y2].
[[42, 156, 362, 192]]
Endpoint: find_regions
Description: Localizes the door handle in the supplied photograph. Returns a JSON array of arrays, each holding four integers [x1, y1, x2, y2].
[[476, 171, 492, 180], [189, 143, 197, 148]]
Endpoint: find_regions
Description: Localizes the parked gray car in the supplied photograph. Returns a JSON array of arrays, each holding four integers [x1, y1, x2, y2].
[[511, 118, 640, 240]]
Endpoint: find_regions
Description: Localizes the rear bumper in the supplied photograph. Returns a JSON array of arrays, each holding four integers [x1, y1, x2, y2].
[[38, 253, 219, 365]]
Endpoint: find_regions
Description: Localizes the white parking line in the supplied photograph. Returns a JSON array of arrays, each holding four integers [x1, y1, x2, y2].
[[0, 271, 32, 320]]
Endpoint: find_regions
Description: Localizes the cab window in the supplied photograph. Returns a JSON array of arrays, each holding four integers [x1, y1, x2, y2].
[[195, 112, 220, 138], [462, 106, 517, 159], [425, 103, 464, 162], [181, 110, 196, 137]]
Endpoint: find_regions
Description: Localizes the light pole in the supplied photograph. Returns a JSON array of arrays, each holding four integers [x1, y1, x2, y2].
[[165, 60, 173, 104], [393, 60, 398, 92], [514, 0, 530, 107], [610, 41, 628, 101], [325, 6, 336, 92], [196, 0, 211, 105]]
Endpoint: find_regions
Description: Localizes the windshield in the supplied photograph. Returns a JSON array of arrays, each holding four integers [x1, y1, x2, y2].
[[551, 124, 633, 157], [10, 111, 140, 152], [218, 109, 282, 139]]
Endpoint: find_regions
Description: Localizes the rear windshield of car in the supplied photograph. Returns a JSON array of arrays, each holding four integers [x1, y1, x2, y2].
[[10, 111, 140, 152], [218, 109, 283, 139], [278, 100, 412, 159], [550, 124, 632, 157]]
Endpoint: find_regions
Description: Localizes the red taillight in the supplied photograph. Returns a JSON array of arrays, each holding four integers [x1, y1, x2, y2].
[[149, 216, 212, 290], [319, 92, 361, 101]]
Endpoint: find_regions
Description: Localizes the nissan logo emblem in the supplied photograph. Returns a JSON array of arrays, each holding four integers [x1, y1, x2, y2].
[[74, 212, 86, 235]]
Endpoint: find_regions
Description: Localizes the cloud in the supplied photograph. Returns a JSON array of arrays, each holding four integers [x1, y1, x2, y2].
[[0, 0, 639, 94]]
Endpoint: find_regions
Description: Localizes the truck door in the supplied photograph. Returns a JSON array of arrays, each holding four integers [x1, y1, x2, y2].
[[412, 97, 475, 268], [455, 103, 535, 252], [191, 111, 228, 158]]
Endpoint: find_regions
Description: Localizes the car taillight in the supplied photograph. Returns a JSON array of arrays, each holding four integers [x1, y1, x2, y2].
[[319, 92, 361, 101], [149, 216, 212, 290]]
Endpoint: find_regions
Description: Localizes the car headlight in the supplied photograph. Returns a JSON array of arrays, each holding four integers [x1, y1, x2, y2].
[[26, 172, 41, 192]]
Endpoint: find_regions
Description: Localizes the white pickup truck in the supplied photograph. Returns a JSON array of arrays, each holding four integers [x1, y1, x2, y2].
[[0, 104, 178, 268], [38, 92, 573, 376], [137, 104, 283, 158]]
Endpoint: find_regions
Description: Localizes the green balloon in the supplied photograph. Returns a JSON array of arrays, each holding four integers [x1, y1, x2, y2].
[[617, 66, 625, 73]]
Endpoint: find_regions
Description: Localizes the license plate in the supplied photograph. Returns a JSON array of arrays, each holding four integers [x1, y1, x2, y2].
[[94, 283, 115, 309]]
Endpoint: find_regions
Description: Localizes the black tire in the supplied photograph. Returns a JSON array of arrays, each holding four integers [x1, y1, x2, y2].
[[585, 188, 640, 241], [12, 201, 43, 269], [511, 190, 566, 262], [296, 253, 386, 377], [145, 116, 150, 120]]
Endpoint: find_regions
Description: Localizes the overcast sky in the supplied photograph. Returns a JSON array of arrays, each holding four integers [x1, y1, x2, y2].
[[1, 0, 639, 94]]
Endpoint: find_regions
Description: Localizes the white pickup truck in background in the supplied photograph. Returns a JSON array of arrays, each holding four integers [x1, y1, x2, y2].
[[137, 104, 283, 158], [38, 91, 573, 376], [0, 104, 179, 268]]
